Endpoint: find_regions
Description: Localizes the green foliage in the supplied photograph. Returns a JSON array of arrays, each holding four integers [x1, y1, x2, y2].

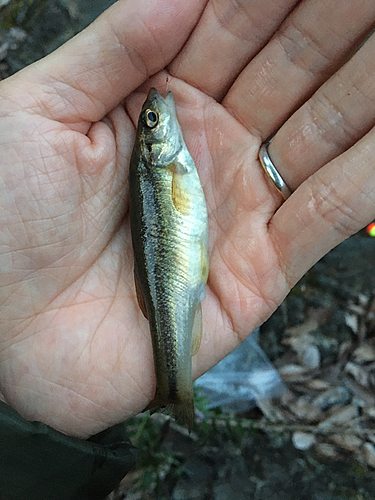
[[125, 390, 258, 495], [192, 386, 211, 414], [351, 461, 368, 478], [127, 413, 185, 495], [0, 0, 46, 30], [1, 0, 31, 29]]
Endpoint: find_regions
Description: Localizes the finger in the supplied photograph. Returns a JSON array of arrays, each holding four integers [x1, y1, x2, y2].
[[270, 126, 375, 290], [268, 32, 375, 191], [1, 0, 207, 123], [224, 0, 375, 138], [168, 0, 299, 100]]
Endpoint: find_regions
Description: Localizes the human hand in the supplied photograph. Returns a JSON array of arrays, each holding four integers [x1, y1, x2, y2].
[[1, 0, 374, 438]]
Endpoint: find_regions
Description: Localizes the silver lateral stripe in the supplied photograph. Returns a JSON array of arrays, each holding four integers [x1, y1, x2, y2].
[[259, 142, 292, 200]]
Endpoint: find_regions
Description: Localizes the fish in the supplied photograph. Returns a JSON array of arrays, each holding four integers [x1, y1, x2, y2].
[[129, 88, 209, 430]]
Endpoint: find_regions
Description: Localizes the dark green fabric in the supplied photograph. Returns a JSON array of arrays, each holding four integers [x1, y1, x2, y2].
[[0, 401, 137, 500]]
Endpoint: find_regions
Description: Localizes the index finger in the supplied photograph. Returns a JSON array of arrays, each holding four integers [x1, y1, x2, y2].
[[2, 0, 207, 123]]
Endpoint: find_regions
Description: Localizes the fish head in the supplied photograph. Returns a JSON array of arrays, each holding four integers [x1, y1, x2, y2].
[[137, 88, 182, 165]]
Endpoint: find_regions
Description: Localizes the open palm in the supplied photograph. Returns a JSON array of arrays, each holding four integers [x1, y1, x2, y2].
[[1, 0, 375, 438]]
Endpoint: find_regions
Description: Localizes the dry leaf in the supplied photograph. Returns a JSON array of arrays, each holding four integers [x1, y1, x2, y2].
[[344, 313, 358, 333], [256, 399, 286, 423], [313, 387, 351, 410], [278, 364, 310, 382], [301, 345, 321, 370], [289, 396, 322, 422], [330, 434, 362, 452], [315, 443, 338, 459], [365, 407, 375, 419], [345, 362, 371, 387], [363, 442, 375, 468], [306, 379, 332, 390], [352, 344, 375, 363], [318, 405, 358, 429]]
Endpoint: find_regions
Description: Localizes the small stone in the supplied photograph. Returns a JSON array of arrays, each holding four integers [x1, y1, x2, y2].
[[363, 442, 375, 468], [292, 432, 316, 451]]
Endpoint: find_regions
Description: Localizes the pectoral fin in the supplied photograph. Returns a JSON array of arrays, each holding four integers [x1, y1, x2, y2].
[[134, 271, 148, 319], [191, 303, 203, 356], [171, 163, 191, 216]]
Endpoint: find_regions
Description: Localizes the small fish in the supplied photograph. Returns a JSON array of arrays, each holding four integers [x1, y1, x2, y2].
[[129, 88, 209, 430]]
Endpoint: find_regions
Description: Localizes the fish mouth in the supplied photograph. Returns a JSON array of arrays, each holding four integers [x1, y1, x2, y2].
[[145, 87, 175, 110]]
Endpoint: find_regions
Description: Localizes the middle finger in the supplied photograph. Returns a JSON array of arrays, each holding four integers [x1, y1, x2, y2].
[[168, 0, 299, 99], [224, 0, 375, 138]]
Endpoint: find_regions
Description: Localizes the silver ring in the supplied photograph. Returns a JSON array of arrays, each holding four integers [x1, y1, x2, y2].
[[259, 141, 292, 200]]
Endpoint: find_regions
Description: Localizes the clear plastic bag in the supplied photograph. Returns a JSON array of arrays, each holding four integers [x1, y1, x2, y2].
[[195, 329, 286, 412]]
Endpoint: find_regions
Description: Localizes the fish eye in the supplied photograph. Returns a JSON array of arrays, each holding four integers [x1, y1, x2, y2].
[[144, 109, 159, 128]]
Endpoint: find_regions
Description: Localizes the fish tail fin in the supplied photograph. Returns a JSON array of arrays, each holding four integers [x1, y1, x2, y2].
[[144, 393, 195, 432], [168, 399, 195, 432]]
